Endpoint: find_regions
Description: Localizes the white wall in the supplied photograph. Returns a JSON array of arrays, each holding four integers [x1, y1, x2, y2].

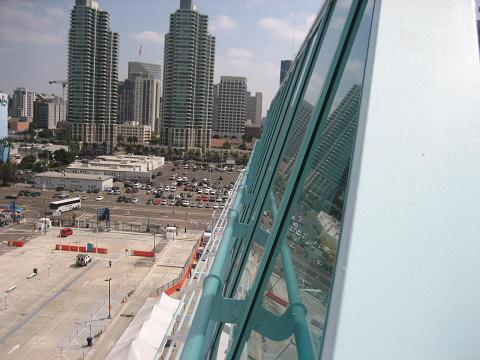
[[325, 1, 480, 359]]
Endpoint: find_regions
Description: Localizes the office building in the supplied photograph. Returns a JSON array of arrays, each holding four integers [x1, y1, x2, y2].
[[34, 94, 66, 129], [213, 76, 247, 139], [67, 0, 119, 154], [10, 88, 36, 121], [0, 92, 8, 161], [246, 91, 262, 126], [133, 76, 161, 131], [161, 0, 215, 148], [117, 122, 152, 144], [118, 80, 135, 124], [280, 59, 292, 85], [128, 1, 478, 359], [128, 62, 161, 80]]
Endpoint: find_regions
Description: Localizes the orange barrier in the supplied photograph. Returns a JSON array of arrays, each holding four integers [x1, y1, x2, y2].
[[54, 244, 107, 254], [131, 250, 154, 257], [265, 291, 289, 307], [8, 240, 25, 247]]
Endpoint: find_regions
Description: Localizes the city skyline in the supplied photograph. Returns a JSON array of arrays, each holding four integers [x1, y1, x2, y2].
[[0, 0, 320, 117]]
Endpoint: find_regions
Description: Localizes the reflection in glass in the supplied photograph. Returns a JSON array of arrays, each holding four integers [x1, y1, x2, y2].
[[244, 0, 374, 358]]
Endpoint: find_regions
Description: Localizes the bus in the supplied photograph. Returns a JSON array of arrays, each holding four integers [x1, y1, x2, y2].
[[50, 197, 81, 213]]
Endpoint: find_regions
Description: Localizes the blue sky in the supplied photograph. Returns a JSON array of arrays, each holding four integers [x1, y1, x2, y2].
[[0, 0, 322, 116]]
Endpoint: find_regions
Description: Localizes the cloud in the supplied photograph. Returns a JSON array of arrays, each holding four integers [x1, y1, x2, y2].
[[225, 48, 253, 60], [210, 15, 237, 32], [0, 1, 66, 45], [129, 31, 164, 44], [258, 13, 315, 42]]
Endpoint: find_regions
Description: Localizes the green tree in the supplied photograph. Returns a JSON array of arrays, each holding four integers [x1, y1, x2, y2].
[[0, 161, 17, 185], [117, 134, 125, 144], [222, 141, 231, 149], [38, 129, 53, 139], [239, 142, 247, 150], [20, 155, 37, 169]]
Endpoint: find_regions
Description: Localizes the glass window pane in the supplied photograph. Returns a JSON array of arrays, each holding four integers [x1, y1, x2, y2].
[[244, 0, 375, 357]]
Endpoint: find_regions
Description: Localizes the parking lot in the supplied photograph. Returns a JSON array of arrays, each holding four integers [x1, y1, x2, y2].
[[0, 227, 200, 360], [0, 161, 240, 253]]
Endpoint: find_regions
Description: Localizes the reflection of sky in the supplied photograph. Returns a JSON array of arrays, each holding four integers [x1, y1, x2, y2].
[[303, 0, 373, 107]]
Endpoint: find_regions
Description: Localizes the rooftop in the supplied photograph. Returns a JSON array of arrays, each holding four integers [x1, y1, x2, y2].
[[34, 171, 113, 181]]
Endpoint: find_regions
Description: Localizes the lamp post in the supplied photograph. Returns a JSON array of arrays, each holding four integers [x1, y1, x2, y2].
[[104, 278, 112, 319], [153, 233, 156, 262]]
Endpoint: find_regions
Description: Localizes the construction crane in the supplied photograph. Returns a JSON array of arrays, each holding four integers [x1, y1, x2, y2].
[[48, 80, 68, 100]]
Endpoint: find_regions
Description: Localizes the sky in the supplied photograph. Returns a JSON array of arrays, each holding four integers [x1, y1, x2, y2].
[[0, 0, 323, 116]]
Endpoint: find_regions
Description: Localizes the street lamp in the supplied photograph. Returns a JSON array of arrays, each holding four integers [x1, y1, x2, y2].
[[104, 278, 112, 319], [153, 233, 156, 262]]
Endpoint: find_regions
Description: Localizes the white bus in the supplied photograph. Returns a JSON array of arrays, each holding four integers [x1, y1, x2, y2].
[[50, 197, 81, 213]]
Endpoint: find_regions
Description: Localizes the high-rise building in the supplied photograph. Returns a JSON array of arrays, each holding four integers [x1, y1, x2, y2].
[[67, 0, 119, 154], [213, 76, 247, 139], [280, 59, 292, 85], [161, 0, 215, 148], [10, 88, 36, 121], [34, 94, 66, 129], [118, 80, 135, 124], [246, 91, 262, 126], [123, 62, 162, 132]]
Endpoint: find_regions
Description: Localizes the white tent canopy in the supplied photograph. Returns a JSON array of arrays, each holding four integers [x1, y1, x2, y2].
[[106, 294, 180, 360]]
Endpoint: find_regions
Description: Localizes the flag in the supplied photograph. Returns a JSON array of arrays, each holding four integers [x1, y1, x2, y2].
[[139, 45, 143, 56]]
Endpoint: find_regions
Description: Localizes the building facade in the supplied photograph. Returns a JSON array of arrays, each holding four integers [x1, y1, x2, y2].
[[67, 0, 119, 154], [279, 59, 292, 85], [33, 171, 113, 191], [246, 91, 262, 126], [213, 76, 247, 139], [34, 94, 66, 129], [10, 88, 36, 121], [161, 0, 215, 148], [118, 80, 135, 124], [133, 77, 161, 131], [117, 122, 152, 144]]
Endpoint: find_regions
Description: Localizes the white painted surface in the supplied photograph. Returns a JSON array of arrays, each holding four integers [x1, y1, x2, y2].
[[329, 1, 480, 359]]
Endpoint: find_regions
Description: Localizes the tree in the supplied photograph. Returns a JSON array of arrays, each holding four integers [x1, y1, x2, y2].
[[117, 134, 125, 144], [222, 141, 231, 150], [20, 155, 37, 169], [239, 142, 247, 150], [53, 149, 76, 166], [38, 129, 53, 139], [0, 161, 17, 186], [242, 133, 253, 143]]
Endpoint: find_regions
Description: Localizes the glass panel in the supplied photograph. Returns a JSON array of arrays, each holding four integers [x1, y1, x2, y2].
[[245, 0, 375, 357], [233, 0, 353, 302]]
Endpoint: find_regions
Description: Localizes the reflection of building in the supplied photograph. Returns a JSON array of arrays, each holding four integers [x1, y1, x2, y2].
[[280, 59, 292, 85], [10, 88, 36, 121], [213, 76, 247, 139], [161, 0, 215, 148], [67, 0, 119, 154], [304, 85, 362, 219], [0, 92, 9, 161], [34, 94, 66, 129]]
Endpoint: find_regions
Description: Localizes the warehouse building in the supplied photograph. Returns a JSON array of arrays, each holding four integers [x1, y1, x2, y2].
[[66, 154, 164, 181], [33, 172, 113, 191]]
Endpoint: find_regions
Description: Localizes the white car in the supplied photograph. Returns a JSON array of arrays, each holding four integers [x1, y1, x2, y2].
[[213, 204, 219, 209], [81, 194, 89, 200], [132, 197, 139, 203], [96, 195, 104, 201]]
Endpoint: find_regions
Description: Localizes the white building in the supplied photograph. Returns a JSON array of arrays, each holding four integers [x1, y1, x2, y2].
[[134, 77, 161, 131], [11, 87, 36, 121], [117, 122, 152, 144], [66, 154, 164, 181], [213, 76, 247, 139], [34, 94, 66, 129], [33, 171, 113, 191]]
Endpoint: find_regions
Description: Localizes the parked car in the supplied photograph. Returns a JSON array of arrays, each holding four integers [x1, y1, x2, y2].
[[5, 195, 17, 200], [61, 228, 73, 237], [76, 253, 92, 266], [81, 194, 89, 200], [96, 195, 104, 201], [132, 197, 139, 204]]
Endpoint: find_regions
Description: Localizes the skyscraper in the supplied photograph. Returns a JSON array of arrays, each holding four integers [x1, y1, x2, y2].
[[127, 62, 162, 132], [161, 0, 215, 148], [213, 76, 247, 139], [67, 0, 119, 154], [0, 93, 8, 162], [10, 88, 36, 121], [246, 91, 263, 126], [280, 59, 292, 85]]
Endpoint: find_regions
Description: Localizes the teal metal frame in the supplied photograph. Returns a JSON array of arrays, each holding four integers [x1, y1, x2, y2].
[[180, 0, 373, 358]]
